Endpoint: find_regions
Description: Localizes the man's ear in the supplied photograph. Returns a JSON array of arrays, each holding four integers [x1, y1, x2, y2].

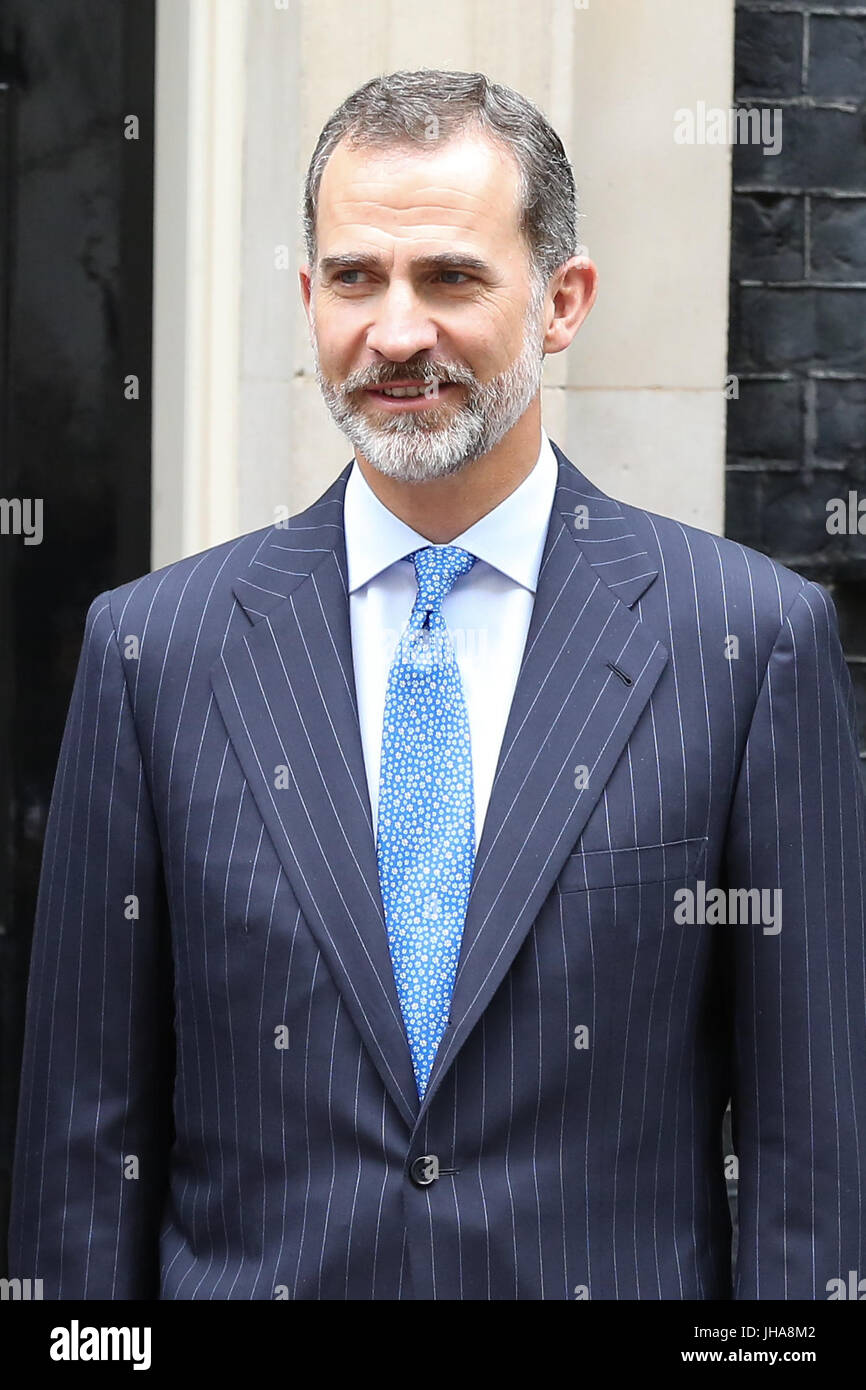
[[299, 264, 313, 318], [543, 254, 598, 355]]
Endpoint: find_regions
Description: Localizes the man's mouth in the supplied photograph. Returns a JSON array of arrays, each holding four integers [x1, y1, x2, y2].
[[374, 384, 430, 398], [364, 380, 460, 406]]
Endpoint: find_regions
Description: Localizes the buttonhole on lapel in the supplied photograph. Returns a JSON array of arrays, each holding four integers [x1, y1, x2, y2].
[[606, 661, 633, 687]]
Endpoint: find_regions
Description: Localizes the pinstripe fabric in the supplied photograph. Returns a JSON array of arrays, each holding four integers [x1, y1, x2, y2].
[[8, 439, 866, 1300]]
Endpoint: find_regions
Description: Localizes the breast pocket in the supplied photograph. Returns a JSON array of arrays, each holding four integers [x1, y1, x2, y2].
[[558, 836, 708, 892]]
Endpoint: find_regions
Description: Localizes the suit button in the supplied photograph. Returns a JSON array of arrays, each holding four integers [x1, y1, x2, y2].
[[409, 1154, 440, 1186]]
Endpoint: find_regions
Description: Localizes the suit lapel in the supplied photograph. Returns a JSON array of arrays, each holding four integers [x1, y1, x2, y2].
[[211, 441, 668, 1132], [210, 467, 422, 1130], [418, 443, 669, 1114]]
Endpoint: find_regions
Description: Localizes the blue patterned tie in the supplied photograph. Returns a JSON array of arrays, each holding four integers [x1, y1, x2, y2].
[[376, 544, 477, 1099]]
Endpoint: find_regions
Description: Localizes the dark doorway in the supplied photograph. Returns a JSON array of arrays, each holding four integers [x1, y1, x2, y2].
[[0, 0, 155, 1274]]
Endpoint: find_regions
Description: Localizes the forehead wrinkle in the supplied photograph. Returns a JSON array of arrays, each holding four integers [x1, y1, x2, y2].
[[328, 192, 500, 226], [334, 175, 499, 203], [325, 197, 520, 253], [328, 219, 493, 249]]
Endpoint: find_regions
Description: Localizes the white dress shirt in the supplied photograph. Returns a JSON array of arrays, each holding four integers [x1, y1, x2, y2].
[[344, 427, 558, 853]]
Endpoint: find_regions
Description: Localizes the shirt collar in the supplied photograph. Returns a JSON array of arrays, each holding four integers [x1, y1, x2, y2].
[[343, 427, 558, 596]]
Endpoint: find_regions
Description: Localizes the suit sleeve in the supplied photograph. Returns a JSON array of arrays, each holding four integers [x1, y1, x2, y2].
[[7, 590, 175, 1299], [725, 578, 866, 1299]]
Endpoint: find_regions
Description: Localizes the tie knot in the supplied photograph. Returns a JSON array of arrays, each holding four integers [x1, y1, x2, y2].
[[409, 545, 476, 614]]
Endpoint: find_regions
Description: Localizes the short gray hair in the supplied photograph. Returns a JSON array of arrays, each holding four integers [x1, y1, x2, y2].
[[302, 69, 579, 293]]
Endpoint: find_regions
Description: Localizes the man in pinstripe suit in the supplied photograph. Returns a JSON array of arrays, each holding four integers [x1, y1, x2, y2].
[[10, 70, 866, 1300]]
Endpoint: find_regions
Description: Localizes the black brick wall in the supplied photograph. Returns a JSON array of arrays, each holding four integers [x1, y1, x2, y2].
[[727, 0, 866, 766]]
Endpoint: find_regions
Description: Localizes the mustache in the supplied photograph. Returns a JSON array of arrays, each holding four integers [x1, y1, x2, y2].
[[342, 361, 477, 393]]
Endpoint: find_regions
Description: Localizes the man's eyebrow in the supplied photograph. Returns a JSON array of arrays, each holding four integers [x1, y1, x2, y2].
[[318, 251, 493, 276]]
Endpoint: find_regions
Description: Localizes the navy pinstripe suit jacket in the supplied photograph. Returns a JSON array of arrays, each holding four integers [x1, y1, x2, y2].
[[9, 440, 866, 1300]]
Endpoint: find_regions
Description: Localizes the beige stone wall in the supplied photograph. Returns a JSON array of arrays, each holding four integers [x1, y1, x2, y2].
[[153, 0, 735, 566]]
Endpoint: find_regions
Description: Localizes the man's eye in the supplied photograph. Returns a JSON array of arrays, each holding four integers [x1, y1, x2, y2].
[[333, 268, 472, 287]]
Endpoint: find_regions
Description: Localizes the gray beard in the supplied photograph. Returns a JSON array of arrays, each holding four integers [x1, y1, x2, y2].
[[309, 293, 547, 483]]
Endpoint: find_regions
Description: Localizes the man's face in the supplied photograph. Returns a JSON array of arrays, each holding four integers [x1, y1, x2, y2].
[[301, 130, 548, 482]]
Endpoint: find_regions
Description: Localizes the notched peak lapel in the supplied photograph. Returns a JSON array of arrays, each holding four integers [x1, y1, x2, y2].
[[230, 459, 354, 625], [547, 438, 660, 612]]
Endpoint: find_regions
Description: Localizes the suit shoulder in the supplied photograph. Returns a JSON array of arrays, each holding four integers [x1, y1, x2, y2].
[[87, 463, 351, 635], [551, 445, 817, 625], [84, 524, 276, 634], [620, 499, 818, 621]]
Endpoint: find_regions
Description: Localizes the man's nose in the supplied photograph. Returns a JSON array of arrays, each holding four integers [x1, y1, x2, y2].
[[365, 282, 438, 362]]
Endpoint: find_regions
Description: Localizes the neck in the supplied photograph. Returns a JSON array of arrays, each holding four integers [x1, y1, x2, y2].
[[353, 401, 542, 544]]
